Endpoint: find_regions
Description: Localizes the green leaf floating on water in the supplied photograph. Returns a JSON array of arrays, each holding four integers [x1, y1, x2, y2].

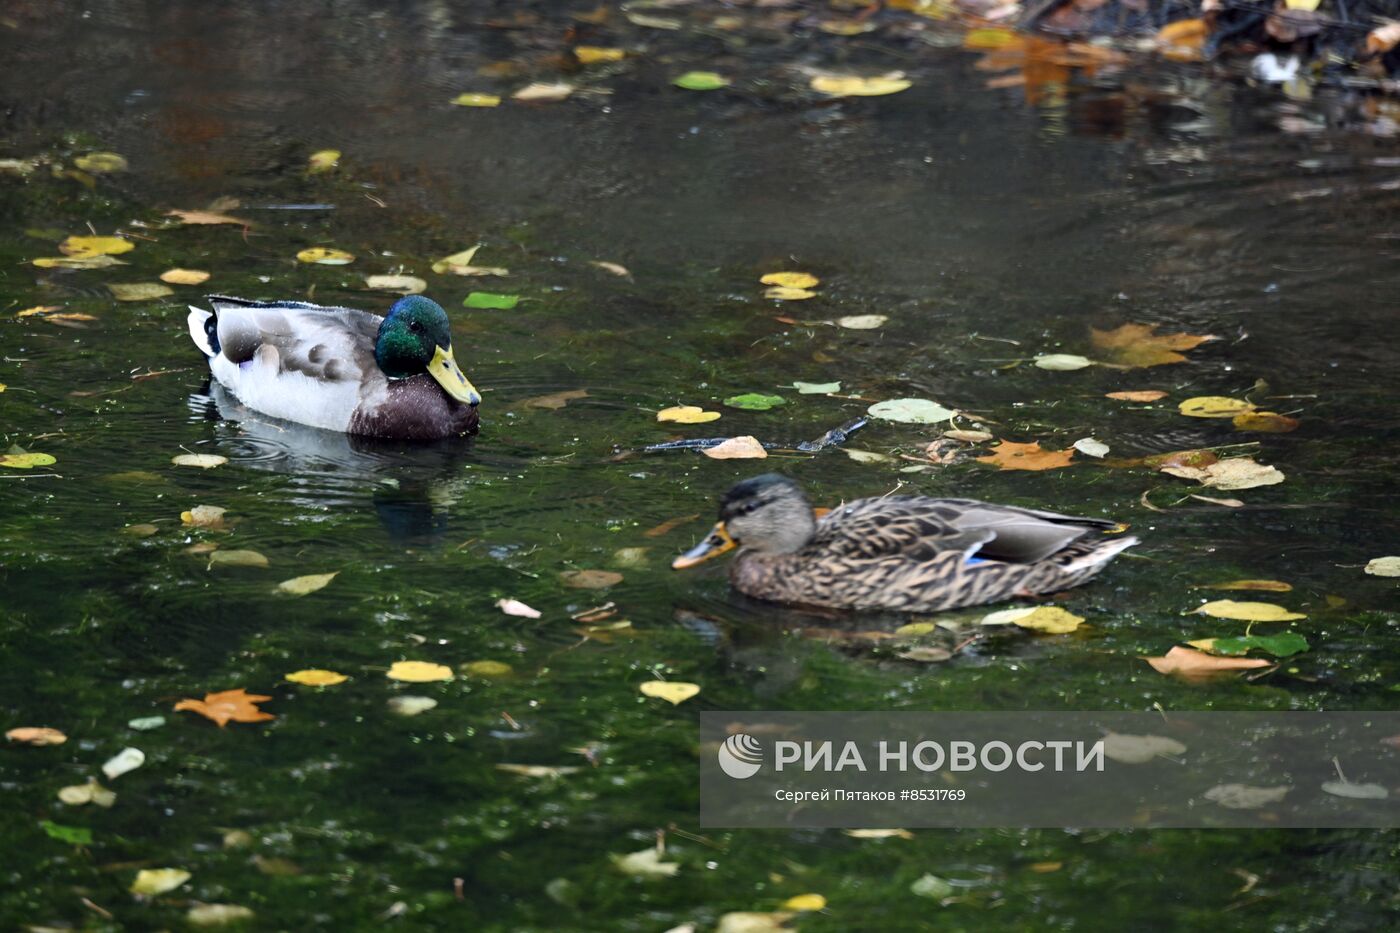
[[867, 398, 955, 424], [464, 292, 519, 310], [673, 71, 730, 91], [40, 820, 92, 845], [1209, 633, 1309, 658], [724, 393, 786, 411]]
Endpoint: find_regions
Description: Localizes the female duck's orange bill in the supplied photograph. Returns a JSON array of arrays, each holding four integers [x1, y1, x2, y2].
[[671, 522, 736, 570]]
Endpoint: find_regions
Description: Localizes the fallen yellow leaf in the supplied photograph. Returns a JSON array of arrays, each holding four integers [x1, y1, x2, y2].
[[73, 151, 128, 173], [811, 74, 912, 96], [60, 235, 133, 257], [172, 454, 227, 469], [32, 254, 127, 269], [285, 669, 348, 686], [1194, 600, 1306, 622], [760, 272, 819, 289], [386, 661, 454, 682], [1011, 606, 1085, 634], [278, 572, 338, 596], [307, 149, 340, 173], [208, 549, 269, 569], [658, 405, 721, 424], [109, 282, 174, 302], [764, 286, 817, 300], [452, 92, 502, 107], [296, 247, 355, 265], [639, 680, 700, 705], [575, 45, 626, 64], [130, 868, 191, 896], [0, 452, 57, 469], [160, 268, 211, 286], [513, 82, 574, 102], [1178, 396, 1255, 418], [783, 894, 827, 911], [462, 660, 513, 677]]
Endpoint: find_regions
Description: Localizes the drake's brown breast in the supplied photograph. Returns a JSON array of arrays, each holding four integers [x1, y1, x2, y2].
[[347, 375, 479, 440]]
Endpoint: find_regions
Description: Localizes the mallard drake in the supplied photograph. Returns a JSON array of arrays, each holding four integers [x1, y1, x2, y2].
[[186, 295, 480, 440], [672, 474, 1137, 612]]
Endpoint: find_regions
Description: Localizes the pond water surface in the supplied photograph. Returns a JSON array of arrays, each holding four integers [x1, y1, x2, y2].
[[2, 1, 1400, 930]]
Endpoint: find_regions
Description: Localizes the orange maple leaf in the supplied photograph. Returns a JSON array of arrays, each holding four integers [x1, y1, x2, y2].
[[1090, 323, 1216, 368], [975, 440, 1074, 471], [174, 688, 275, 727]]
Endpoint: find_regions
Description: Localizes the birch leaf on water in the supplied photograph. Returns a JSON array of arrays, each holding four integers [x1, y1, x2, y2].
[[130, 868, 191, 896], [277, 572, 337, 595], [1194, 600, 1306, 622], [296, 247, 355, 265], [658, 405, 721, 424], [761, 272, 819, 289], [867, 398, 954, 424]]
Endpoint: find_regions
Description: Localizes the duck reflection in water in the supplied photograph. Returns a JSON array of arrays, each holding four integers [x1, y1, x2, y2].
[[188, 380, 477, 546]]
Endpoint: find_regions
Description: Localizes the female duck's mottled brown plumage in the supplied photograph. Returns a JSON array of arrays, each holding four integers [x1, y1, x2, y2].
[[673, 474, 1138, 612]]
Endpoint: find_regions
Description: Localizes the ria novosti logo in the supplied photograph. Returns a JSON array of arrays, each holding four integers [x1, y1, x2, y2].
[[717, 733, 764, 779]]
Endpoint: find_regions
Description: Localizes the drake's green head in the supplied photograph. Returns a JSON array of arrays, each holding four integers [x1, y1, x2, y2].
[[375, 296, 480, 405]]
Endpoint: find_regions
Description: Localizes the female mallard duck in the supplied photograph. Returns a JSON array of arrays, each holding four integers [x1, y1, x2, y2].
[[186, 295, 480, 440], [673, 474, 1137, 612]]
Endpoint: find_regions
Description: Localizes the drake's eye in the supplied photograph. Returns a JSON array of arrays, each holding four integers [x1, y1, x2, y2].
[[409, 321, 424, 333]]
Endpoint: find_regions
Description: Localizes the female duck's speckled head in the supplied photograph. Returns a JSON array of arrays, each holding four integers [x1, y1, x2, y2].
[[673, 473, 817, 568], [375, 296, 480, 405]]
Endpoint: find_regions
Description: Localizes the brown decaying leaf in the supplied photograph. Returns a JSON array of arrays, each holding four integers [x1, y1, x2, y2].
[[522, 389, 588, 410], [1160, 457, 1284, 491], [561, 569, 624, 589], [976, 440, 1074, 471], [174, 688, 275, 727], [1090, 323, 1216, 368], [167, 209, 252, 226], [1232, 411, 1299, 433], [1145, 646, 1271, 676], [644, 513, 700, 538], [1145, 449, 1218, 470], [1205, 579, 1293, 592]]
